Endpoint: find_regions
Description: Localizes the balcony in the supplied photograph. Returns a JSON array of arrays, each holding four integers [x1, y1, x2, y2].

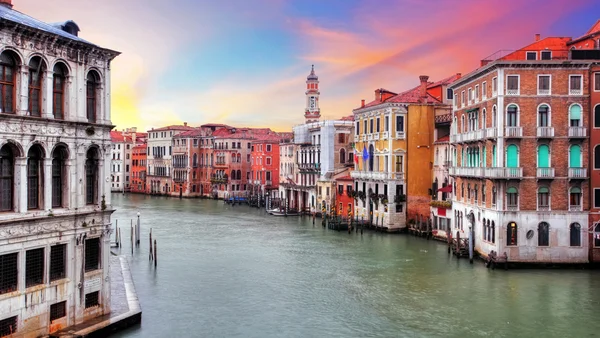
[[373, 133, 380, 140], [381, 131, 389, 139], [569, 89, 582, 96], [367, 134, 373, 141], [485, 167, 523, 179], [536, 167, 555, 179], [505, 126, 523, 138], [449, 167, 484, 177], [395, 131, 405, 139], [568, 167, 587, 179], [485, 128, 497, 139], [450, 134, 459, 143], [506, 88, 519, 96], [537, 127, 554, 138], [538, 89, 551, 96], [568, 127, 586, 138], [569, 205, 582, 212], [351, 170, 404, 181]]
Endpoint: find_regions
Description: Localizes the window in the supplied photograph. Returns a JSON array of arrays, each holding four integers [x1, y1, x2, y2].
[[85, 291, 100, 308], [492, 77, 497, 95], [356, 121, 360, 135], [461, 91, 465, 106], [266, 144, 272, 152], [395, 115, 404, 134], [506, 144, 518, 168], [25, 248, 44, 287], [27, 145, 43, 210], [507, 187, 518, 209], [447, 88, 453, 100], [85, 237, 100, 272], [570, 223, 581, 246], [526, 51, 537, 60], [507, 76, 520, 95], [595, 188, 600, 208], [595, 105, 600, 128], [595, 146, 600, 169], [538, 75, 550, 95], [569, 144, 581, 167], [569, 75, 582, 95], [266, 157, 271, 165], [85, 148, 99, 205], [482, 81, 487, 98], [0, 52, 16, 114], [538, 222, 549, 246], [507, 222, 517, 246], [0, 316, 17, 337], [541, 51, 552, 60], [339, 148, 346, 164], [570, 104, 582, 127], [50, 244, 66, 281], [595, 224, 600, 247], [595, 73, 600, 92], [492, 186, 497, 205], [506, 104, 518, 127], [570, 187, 582, 210], [50, 301, 67, 322], [369, 119, 373, 134], [0, 144, 15, 212], [468, 88, 472, 102], [475, 85, 479, 100], [86, 71, 100, 123], [538, 105, 549, 127], [538, 144, 549, 168], [52, 63, 67, 119], [395, 156, 403, 172], [376, 117, 380, 132], [28, 57, 44, 117], [0, 252, 18, 294]]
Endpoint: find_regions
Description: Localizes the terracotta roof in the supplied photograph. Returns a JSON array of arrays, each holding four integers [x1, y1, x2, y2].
[[110, 131, 125, 143], [427, 74, 461, 89], [175, 128, 209, 138], [336, 175, 353, 181], [586, 19, 600, 35], [213, 127, 274, 140], [434, 135, 450, 144], [149, 125, 196, 132]]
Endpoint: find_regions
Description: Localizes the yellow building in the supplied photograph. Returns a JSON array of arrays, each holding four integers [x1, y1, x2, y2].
[[351, 75, 456, 231]]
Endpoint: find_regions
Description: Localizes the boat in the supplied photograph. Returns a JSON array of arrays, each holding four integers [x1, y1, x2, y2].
[[268, 208, 300, 216]]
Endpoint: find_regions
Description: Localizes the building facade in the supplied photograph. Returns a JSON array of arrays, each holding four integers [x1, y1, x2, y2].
[[130, 144, 147, 194], [430, 115, 453, 239], [449, 33, 597, 263], [0, 1, 119, 336]]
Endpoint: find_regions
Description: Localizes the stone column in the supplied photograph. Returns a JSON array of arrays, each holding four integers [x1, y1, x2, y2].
[[15, 157, 27, 213], [65, 159, 74, 209], [76, 148, 86, 208], [43, 158, 52, 211], [42, 70, 53, 119], [66, 75, 75, 121], [18, 65, 29, 116], [97, 158, 105, 208]]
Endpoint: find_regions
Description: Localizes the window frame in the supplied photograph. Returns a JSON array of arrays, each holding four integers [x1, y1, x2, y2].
[[492, 77, 498, 96], [569, 74, 583, 95], [537, 74, 551, 95], [570, 223, 581, 247], [28, 57, 44, 117], [538, 222, 550, 247], [540, 50, 552, 60], [594, 72, 600, 92], [506, 75, 520, 95], [526, 51, 537, 60], [481, 81, 487, 99]]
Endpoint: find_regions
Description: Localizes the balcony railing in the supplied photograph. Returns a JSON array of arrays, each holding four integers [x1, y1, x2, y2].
[[449, 167, 484, 177], [538, 89, 550, 96], [537, 127, 554, 138], [395, 131, 405, 139], [536, 167, 555, 179], [568, 127, 586, 138], [569, 89, 582, 95], [569, 205, 582, 211], [568, 167, 587, 179], [484, 167, 523, 179], [506, 88, 519, 95], [351, 170, 404, 181], [381, 131, 389, 139], [505, 126, 523, 138], [485, 128, 497, 139], [450, 134, 458, 143]]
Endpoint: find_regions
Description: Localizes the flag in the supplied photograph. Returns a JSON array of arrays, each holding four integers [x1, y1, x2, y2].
[[353, 144, 359, 164], [362, 145, 369, 161], [437, 185, 452, 193]]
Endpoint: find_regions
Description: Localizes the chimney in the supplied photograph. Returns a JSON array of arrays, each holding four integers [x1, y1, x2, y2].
[[419, 75, 429, 98], [183, 122, 188, 126], [375, 89, 382, 102], [361, 99, 365, 108], [535, 34, 541, 42], [0, 0, 12, 8], [456, 73, 462, 79]]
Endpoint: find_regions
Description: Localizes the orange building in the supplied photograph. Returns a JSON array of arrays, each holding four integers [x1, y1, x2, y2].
[[250, 132, 293, 198], [130, 144, 147, 193], [335, 176, 355, 220]]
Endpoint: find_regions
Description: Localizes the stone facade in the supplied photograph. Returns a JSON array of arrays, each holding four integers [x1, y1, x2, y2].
[[0, 1, 119, 336]]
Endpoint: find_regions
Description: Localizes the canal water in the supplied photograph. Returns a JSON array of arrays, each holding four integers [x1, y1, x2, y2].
[[110, 194, 600, 338]]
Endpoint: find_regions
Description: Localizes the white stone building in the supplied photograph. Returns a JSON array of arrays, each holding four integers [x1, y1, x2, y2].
[[110, 128, 146, 193], [0, 1, 119, 336]]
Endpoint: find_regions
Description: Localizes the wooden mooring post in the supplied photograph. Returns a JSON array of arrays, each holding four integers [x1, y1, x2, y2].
[[154, 239, 157, 267], [149, 229, 153, 261]]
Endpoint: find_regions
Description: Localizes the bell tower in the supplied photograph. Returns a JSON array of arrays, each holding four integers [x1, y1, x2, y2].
[[304, 65, 321, 124]]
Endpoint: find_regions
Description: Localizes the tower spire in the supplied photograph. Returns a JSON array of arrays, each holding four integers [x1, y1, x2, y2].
[[304, 65, 320, 123]]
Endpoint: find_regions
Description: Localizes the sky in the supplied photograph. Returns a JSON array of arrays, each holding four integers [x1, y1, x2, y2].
[[14, 0, 600, 132]]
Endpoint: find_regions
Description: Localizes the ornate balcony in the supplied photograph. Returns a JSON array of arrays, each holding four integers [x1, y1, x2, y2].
[[449, 167, 484, 177], [485, 128, 497, 139], [536, 167, 555, 179], [484, 167, 523, 179], [568, 127, 587, 138], [395, 131, 405, 139], [569, 88, 582, 95], [381, 131, 389, 139], [505, 126, 523, 138], [568, 167, 587, 179], [537, 127, 554, 138], [351, 170, 404, 181]]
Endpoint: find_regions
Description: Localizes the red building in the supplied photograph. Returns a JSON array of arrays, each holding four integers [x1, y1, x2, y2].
[[335, 176, 355, 219], [130, 144, 147, 193], [250, 132, 293, 198]]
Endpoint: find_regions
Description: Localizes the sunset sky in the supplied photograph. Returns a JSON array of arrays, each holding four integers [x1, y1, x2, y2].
[[15, 0, 600, 132]]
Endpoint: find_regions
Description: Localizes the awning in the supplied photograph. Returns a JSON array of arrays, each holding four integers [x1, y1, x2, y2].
[[466, 108, 479, 113]]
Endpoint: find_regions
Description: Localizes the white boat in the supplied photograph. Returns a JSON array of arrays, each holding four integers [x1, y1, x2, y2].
[[268, 208, 300, 216]]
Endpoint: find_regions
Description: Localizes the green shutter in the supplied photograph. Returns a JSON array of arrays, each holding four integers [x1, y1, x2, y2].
[[492, 146, 496, 167], [538, 187, 549, 193], [507, 145, 518, 168], [570, 145, 581, 167], [570, 105, 582, 120], [538, 145, 549, 168], [507, 187, 517, 194], [483, 147, 487, 168], [571, 187, 581, 194]]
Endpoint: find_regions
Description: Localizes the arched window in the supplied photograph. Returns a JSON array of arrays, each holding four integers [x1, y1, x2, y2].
[[348, 152, 353, 164], [368, 145, 374, 172], [594, 145, 600, 169], [483, 218, 487, 241], [538, 104, 549, 127], [231, 170, 235, 180], [86, 71, 100, 123], [570, 223, 581, 247], [85, 148, 99, 205], [569, 104, 582, 127], [482, 108, 487, 129], [53, 63, 67, 119], [538, 222, 550, 246], [28, 57, 45, 117], [193, 154, 198, 167], [492, 145, 496, 167], [594, 224, 600, 247], [52, 146, 68, 208], [538, 187, 549, 210], [569, 144, 581, 168], [0, 144, 16, 211], [570, 187, 582, 210], [506, 104, 518, 127], [507, 187, 518, 209], [507, 221, 518, 246], [594, 104, 600, 128], [538, 144, 550, 168], [0, 51, 16, 113], [506, 144, 518, 167], [491, 221, 495, 243], [492, 105, 497, 127], [236, 170, 241, 180], [340, 148, 346, 164], [27, 145, 44, 209], [237, 154, 241, 163]]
